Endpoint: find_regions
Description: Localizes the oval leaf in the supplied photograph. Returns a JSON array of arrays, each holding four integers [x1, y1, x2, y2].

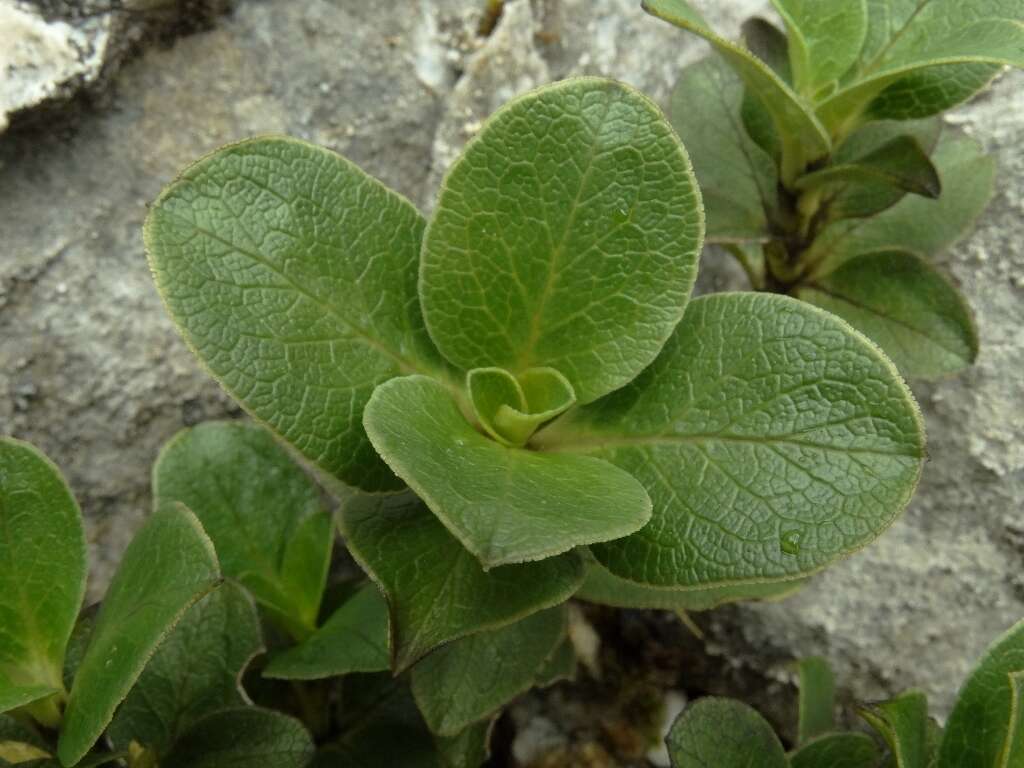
[[670, 56, 778, 243], [665, 697, 787, 768], [538, 293, 925, 588], [161, 707, 314, 768], [576, 551, 805, 611], [818, 2, 1024, 130], [58, 504, 220, 766], [643, 0, 831, 183], [797, 250, 978, 379], [145, 136, 451, 492], [420, 78, 703, 404], [263, 582, 390, 680], [859, 690, 929, 768], [939, 618, 1024, 768], [808, 135, 996, 273], [154, 422, 331, 639], [410, 607, 566, 737], [363, 375, 651, 568], [771, 0, 868, 95], [0, 438, 86, 714], [797, 656, 836, 744], [339, 490, 584, 672], [106, 582, 262, 756], [789, 732, 880, 768]]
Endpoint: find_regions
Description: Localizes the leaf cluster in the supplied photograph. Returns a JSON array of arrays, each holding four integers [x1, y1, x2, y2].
[[647, 0, 1023, 379], [665, 619, 1024, 767]]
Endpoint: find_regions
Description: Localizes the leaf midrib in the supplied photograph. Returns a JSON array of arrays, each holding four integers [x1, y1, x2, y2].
[[515, 94, 615, 372], [540, 431, 920, 458]]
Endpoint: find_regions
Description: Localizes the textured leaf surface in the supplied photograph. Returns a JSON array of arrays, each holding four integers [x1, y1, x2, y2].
[[58, 505, 220, 766], [1000, 671, 1024, 768], [363, 375, 651, 568], [860, 690, 928, 768], [161, 707, 314, 768], [154, 422, 330, 638], [411, 607, 566, 737], [797, 135, 941, 221], [938, 619, 1024, 768], [818, 1, 1024, 129], [772, 0, 868, 95], [644, 0, 831, 182], [538, 293, 924, 588], [0, 438, 86, 710], [798, 250, 977, 379], [420, 78, 702, 404], [789, 732, 880, 768], [797, 656, 836, 744], [340, 491, 583, 672], [327, 673, 440, 768], [263, 582, 389, 680], [106, 582, 262, 756], [534, 639, 577, 689], [670, 57, 777, 243], [810, 136, 995, 273], [436, 718, 495, 768], [145, 136, 451, 492], [576, 551, 805, 611], [665, 697, 787, 768]]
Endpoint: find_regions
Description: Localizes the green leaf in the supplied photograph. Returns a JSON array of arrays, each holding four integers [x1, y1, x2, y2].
[[363, 375, 651, 568], [161, 707, 314, 768], [411, 607, 566, 737], [771, 0, 868, 96], [0, 715, 46, 750], [145, 136, 452, 492], [61, 607, 96, 693], [669, 57, 778, 243], [576, 550, 806, 611], [938, 618, 1024, 768], [665, 697, 787, 767], [435, 718, 495, 768], [467, 367, 575, 448], [796, 250, 978, 379], [326, 673, 440, 768], [535, 639, 577, 689], [789, 732, 881, 768], [420, 78, 702, 404], [0, 438, 86, 716], [817, 2, 1024, 131], [808, 136, 995, 278], [860, 690, 929, 768], [106, 582, 263, 756], [57, 504, 221, 766], [866, 63, 1000, 121], [339, 491, 584, 672], [537, 293, 924, 588], [643, 0, 831, 184], [797, 657, 836, 744], [738, 18, 790, 161], [263, 582, 390, 680], [796, 135, 941, 217], [742, 17, 792, 82], [154, 422, 331, 639], [999, 671, 1024, 768], [822, 119, 943, 219]]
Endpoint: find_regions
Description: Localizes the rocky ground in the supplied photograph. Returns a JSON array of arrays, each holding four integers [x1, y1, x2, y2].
[[2, 1, 1022, 765]]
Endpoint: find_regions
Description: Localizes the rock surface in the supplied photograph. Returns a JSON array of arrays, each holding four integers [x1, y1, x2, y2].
[[1, 0, 1022, 742]]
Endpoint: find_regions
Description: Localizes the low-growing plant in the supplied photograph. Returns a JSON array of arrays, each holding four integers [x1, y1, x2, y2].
[[4, 73, 937, 765], [644, 0, 1024, 379], [665, 618, 1024, 767]]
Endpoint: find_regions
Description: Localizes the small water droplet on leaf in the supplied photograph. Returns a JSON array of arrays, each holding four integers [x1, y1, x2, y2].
[[780, 530, 801, 556]]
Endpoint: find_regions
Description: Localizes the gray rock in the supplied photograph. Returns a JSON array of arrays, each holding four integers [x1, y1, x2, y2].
[[1, 0, 1021, 730]]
